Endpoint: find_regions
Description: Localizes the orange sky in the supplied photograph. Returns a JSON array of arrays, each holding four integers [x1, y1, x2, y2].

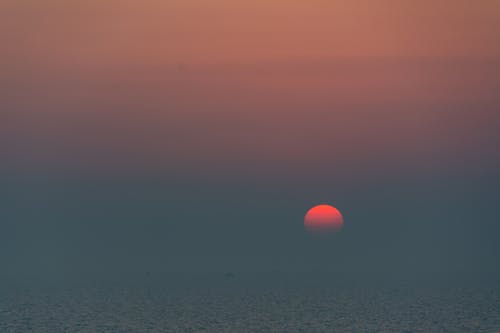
[[3, 0, 500, 67], [2, 0, 500, 179]]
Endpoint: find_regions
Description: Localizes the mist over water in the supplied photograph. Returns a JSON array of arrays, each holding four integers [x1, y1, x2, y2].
[[2, 174, 499, 286]]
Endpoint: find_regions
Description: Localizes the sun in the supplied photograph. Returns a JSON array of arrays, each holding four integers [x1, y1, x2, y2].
[[304, 204, 344, 234]]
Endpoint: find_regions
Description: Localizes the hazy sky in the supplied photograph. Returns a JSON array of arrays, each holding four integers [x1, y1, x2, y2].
[[1, 0, 499, 281]]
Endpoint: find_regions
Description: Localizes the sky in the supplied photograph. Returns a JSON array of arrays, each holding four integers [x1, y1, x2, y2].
[[1, 0, 500, 283]]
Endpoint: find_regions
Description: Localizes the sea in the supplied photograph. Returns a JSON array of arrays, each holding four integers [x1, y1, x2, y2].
[[1, 273, 499, 332]]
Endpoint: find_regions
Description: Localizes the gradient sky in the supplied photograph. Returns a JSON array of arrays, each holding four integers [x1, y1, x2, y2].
[[2, 0, 500, 282]]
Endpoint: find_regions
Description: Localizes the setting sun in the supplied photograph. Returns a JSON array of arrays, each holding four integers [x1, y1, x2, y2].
[[304, 204, 344, 234]]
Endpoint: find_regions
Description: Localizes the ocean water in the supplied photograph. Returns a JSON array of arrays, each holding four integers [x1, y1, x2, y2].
[[1, 276, 499, 332]]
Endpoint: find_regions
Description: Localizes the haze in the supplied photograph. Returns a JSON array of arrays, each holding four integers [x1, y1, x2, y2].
[[1, 0, 499, 284]]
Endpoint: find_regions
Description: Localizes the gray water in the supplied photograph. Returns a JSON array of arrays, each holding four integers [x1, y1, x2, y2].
[[1, 275, 499, 332]]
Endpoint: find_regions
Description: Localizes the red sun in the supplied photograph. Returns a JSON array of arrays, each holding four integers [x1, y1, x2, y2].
[[304, 204, 344, 234]]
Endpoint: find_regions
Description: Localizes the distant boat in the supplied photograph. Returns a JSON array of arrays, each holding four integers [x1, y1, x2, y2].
[[224, 272, 236, 279]]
